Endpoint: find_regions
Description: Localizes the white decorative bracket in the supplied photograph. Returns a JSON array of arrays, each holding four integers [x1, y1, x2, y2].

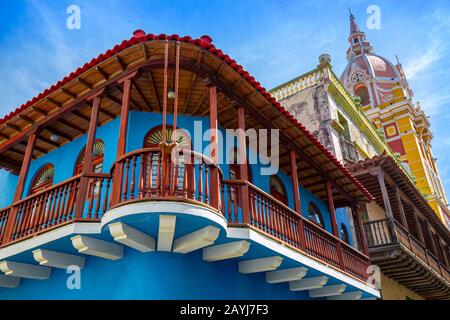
[[0, 275, 21, 288], [71, 235, 123, 260], [0, 261, 51, 280], [289, 276, 328, 291], [239, 256, 283, 274], [310, 284, 347, 298], [157, 215, 176, 252], [109, 222, 155, 253], [173, 226, 220, 254], [266, 267, 308, 284], [33, 249, 85, 269], [203, 241, 251, 262], [328, 291, 362, 300]]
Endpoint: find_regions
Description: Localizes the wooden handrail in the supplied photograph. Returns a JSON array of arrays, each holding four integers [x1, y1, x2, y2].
[[12, 174, 82, 207]]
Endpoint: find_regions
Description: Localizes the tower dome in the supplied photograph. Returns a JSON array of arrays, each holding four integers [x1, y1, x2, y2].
[[340, 13, 404, 108]]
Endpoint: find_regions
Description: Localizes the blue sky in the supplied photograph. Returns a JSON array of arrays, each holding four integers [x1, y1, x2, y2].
[[0, 0, 449, 195]]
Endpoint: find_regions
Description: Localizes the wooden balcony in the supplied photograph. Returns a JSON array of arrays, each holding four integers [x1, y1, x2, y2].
[[0, 147, 370, 284], [364, 218, 450, 299], [222, 180, 370, 281]]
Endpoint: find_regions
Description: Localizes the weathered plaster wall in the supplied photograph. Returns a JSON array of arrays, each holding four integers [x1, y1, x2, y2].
[[380, 273, 424, 300]]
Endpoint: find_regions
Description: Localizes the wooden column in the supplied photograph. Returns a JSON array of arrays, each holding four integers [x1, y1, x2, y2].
[[290, 150, 306, 248], [290, 151, 301, 214], [354, 206, 369, 255], [3, 131, 38, 244], [326, 181, 339, 237], [395, 187, 409, 231], [111, 72, 137, 206], [237, 107, 249, 223], [326, 181, 344, 267], [74, 90, 103, 219], [376, 170, 397, 241], [208, 84, 220, 209], [13, 132, 37, 202]]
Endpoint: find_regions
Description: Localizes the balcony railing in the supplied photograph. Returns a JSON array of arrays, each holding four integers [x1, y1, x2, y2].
[[222, 180, 370, 281], [364, 218, 450, 283], [0, 147, 371, 283], [0, 174, 112, 245], [110, 147, 219, 208]]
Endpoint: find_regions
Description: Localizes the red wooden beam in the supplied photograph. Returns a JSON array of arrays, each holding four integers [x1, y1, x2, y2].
[[74, 89, 103, 219], [237, 107, 249, 223], [209, 84, 219, 209]]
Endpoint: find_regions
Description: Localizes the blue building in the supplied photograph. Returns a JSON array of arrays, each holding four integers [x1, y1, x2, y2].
[[0, 32, 379, 300]]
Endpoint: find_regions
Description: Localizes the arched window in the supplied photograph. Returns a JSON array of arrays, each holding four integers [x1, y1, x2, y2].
[[340, 223, 350, 244], [229, 147, 252, 182], [143, 125, 190, 148], [354, 85, 370, 106], [270, 175, 288, 205], [74, 139, 105, 175], [308, 202, 324, 227], [30, 164, 55, 195]]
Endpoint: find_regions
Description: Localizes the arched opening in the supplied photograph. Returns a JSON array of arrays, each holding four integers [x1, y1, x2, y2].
[[307, 202, 324, 227], [74, 139, 105, 175], [30, 164, 55, 195], [143, 125, 191, 148], [270, 175, 288, 205], [340, 223, 350, 244], [354, 85, 370, 106]]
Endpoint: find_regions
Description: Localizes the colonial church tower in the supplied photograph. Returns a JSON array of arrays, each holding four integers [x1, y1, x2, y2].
[[340, 13, 450, 227]]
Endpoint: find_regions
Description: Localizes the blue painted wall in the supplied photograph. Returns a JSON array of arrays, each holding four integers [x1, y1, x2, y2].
[[0, 169, 18, 208], [0, 248, 311, 300]]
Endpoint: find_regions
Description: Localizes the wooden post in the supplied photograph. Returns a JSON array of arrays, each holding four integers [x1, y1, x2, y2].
[[237, 107, 249, 223], [208, 84, 220, 209], [326, 181, 344, 267], [74, 90, 103, 219], [395, 187, 409, 231], [376, 170, 397, 241], [2, 131, 38, 244], [290, 150, 306, 249], [354, 206, 369, 255], [326, 181, 339, 237], [13, 132, 37, 202], [111, 72, 136, 206]]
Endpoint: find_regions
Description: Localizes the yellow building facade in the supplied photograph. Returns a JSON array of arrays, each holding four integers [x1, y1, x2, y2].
[[340, 14, 450, 227]]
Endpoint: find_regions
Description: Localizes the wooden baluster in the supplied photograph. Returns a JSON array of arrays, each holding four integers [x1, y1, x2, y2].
[[182, 160, 188, 198], [233, 184, 238, 222], [226, 184, 232, 222], [68, 180, 78, 219], [18, 204, 29, 237], [122, 158, 130, 202], [146, 152, 158, 197], [130, 156, 137, 200], [204, 165, 209, 205], [62, 183, 72, 222], [220, 183, 225, 215], [95, 178, 104, 219], [44, 191, 56, 229], [156, 154, 161, 196], [102, 178, 111, 215], [198, 163, 203, 202], [174, 162, 179, 195], [87, 180, 95, 218], [50, 186, 63, 227], [139, 153, 146, 199], [56, 185, 68, 224]]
